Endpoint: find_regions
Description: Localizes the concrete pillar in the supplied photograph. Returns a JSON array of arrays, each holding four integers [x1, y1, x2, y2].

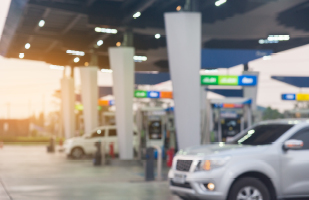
[[61, 76, 75, 139], [164, 12, 201, 149], [243, 71, 259, 111], [108, 47, 134, 159], [79, 67, 98, 135]]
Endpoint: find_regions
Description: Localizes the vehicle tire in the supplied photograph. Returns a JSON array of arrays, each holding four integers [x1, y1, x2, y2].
[[228, 177, 270, 200], [71, 147, 84, 159]]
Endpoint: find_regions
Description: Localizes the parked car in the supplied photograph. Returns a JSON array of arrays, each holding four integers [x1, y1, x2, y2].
[[169, 119, 309, 200], [64, 125, 139, 159]]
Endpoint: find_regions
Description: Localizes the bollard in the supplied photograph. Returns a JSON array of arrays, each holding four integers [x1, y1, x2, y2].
[[59, 138, 63, 147], [47, 137, 55, 153], [145, 147, 155, 181], [109, 142, 114, 158], [154, 146, 162, 181], [93, 141, 102, 166]]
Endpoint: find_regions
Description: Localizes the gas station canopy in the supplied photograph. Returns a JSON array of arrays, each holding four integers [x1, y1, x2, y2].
[[2, 0, 309, 71], [272, 76, 309, 88]]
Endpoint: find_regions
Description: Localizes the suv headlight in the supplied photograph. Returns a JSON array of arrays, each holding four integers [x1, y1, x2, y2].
[[195, 156, 231, 171]]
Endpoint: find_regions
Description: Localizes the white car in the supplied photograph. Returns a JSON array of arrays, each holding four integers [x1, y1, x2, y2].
[[169, 119, 309, 200], [64, 125, 139, 159]]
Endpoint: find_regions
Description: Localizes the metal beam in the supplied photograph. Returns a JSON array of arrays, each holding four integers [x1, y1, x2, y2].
[[45, 40, 59, 53], [87, 0, 97, 7], [28, 0, 87, 15], [34, 8, 51, 33], [61, 14, 83, 34]]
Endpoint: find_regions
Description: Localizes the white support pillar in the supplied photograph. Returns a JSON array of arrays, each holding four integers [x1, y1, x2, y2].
[[61, 77, 75, 139], [79, 67, 98, 135], [108, 47, 134, 160], [164, 12, 201, 150], [243, 71, 259, 111]]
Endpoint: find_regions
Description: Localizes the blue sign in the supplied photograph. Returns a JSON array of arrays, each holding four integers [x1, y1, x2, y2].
[[147, 91, 160, 98], [238, 75, 257, 86], [282, 94, 296, 100], [109, 100, 115, 106]]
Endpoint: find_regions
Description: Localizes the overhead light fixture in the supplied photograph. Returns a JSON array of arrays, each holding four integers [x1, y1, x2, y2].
[[66, 50, 85, 56], [268, 35, 290, 41], [134, 56, 147, 62], [116, 42, 121, 47], [38, 20, 45, 27], [259, 35, 290, 44], [19, 53, 24, 59], [74, 57, 80, 63], [215, 0, 226, 6], [176, 5, 182, 11], [155, 34, 161, 39], [50, 65, 64, 70], [133, 12, 141, 18], [95, 27, 118, 34], [97, 40, 103, 46], [25, 43, 31, 49], [101, 69, 113, 73], [84, 62, 89, 66], [263, 56, 271, 60]]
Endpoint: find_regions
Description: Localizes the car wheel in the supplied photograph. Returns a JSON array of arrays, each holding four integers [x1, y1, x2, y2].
[[228, 177, 270, 200], [71, 147, 84, 159]]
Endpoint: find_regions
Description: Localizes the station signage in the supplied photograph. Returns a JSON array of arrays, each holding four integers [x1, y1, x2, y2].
[[134, 90, 173, 99], [281, 94, 296, 101], [201, 75, 257, 86], [282, 93, 309, 101]]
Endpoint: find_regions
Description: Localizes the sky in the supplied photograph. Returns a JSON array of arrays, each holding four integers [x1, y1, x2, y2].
[[0, 0, 308, 118]]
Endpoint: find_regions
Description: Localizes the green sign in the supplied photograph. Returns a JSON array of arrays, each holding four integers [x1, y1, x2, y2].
[[201, 75, 242, 86], [134, 90, 147, 98], [201, 75, 218, 85], [218, 75, 238, 85]]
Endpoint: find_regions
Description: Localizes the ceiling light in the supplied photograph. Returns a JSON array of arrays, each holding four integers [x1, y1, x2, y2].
[[101, 69, 113, 73], [25, 43, 31, 49], [133, 12, 141, 18], [38, 20, 45, 27], [66, 50, 85, 56], [176, 5, 181, 11], [267, 35, 290, 41], [19, 53, 24, 59], [84, 62, 89, 66], [116, 42, 121, 47], [155, 34, 161, 39], [97, 40, 103, 46], [74, 57, 80, 63], [263, 56, 271, 60], [95, 27, 118, 34], [215, 0, 226, 6], [50, 65, 64, 70], [134, 56, 147, 62]]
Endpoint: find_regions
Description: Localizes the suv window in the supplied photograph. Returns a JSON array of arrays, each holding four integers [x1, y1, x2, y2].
[[108, 129, 117, 137], [91, 129, 105, 138], [290, 128, 309, 150], [233, 124, 294, 145]]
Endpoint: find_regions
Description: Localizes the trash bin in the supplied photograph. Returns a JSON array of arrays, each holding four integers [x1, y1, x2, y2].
[[93, 141, 102, 166], [145, 147, 155, 181]]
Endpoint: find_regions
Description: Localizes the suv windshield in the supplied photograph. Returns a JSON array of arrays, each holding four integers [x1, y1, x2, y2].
[[232, 124, 294, 145]]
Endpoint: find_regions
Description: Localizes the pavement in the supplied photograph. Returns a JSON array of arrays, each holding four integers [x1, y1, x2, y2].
[[0, 145, 179, 200]]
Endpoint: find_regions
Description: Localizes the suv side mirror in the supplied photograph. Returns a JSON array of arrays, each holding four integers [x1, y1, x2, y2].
[[283, 139, 304, 150]]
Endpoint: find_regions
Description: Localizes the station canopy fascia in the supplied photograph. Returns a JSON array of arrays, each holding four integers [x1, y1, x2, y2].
[[1, 0, 309, 72], [271, 76, 309, 88]]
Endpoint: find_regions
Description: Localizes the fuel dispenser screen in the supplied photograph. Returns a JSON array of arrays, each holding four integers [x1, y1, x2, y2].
[[221, 118, 241, 138], [148, 121, 162, 140]]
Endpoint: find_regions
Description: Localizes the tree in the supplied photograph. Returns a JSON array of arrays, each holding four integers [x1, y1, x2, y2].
[[262, 107, 284, 120]]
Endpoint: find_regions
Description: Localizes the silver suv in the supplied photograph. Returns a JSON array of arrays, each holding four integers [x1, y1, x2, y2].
[[168, 119, 309, 200]]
